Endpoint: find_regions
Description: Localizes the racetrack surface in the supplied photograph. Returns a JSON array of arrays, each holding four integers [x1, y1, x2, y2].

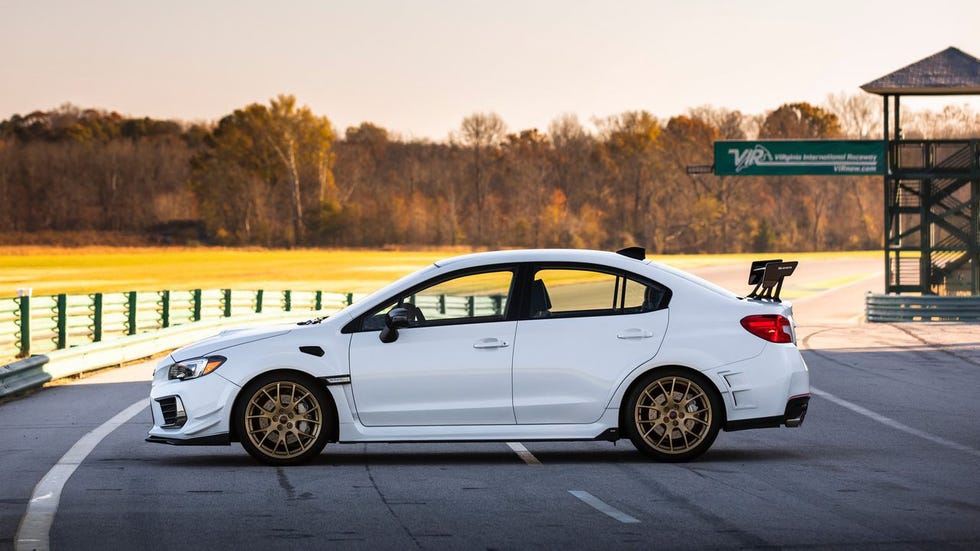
[[3, 256, 979, 550]]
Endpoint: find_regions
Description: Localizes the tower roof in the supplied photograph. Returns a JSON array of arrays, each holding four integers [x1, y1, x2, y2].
[[861, 47, 980, 96]]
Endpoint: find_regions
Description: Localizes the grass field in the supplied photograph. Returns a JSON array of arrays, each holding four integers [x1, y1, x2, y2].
[[0, 246, 880, 299]]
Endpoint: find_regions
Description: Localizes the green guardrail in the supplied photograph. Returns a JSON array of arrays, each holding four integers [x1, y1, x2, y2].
[[1, 288, 357, 360], [0, 288, 509, 399]]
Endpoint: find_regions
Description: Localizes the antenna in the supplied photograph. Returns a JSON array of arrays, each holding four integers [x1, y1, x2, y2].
[[616, 247, 646, 260]]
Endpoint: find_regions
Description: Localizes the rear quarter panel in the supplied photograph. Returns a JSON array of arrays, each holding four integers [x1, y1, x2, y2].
[[604, 265, 776, 411]]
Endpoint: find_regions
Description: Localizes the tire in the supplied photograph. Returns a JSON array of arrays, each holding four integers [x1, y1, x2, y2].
[[625, 368, 722, 462], [236, 372, 332, 466]]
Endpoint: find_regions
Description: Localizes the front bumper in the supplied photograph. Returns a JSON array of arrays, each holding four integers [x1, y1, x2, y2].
[[147, 359, 240, 443]]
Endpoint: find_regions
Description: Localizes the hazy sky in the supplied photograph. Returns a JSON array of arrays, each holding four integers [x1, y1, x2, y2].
[[2, 0, 979, 140]]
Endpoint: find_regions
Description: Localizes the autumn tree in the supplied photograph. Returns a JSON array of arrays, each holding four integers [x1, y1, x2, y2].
[[903, 104, 980, 139], [0, 106, 193, 237], [1, 96, 933, 253], [547, 114, 597, 206], [759, 102, 844, 249], [595, 111, 663, 249], [824, 92, 881, 139], [760, 102, 841, 139], [659, 115, 724, 251], [500, 129, 553, 246], [458, 112, 506, 243], [823, 93, 885, 246], [686, 105, 748, 140], [190, 95, 335, 245]]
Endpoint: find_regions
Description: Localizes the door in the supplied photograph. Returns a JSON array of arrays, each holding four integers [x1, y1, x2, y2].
[[512, 266, 669, 424], [349, 269, 517, 426]]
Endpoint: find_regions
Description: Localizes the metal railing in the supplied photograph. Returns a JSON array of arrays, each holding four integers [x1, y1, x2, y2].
[[2, 289, 356, 360], [866, 293, 980, 322], [2, 288, 513, 361], [0, 287, 517, 399]]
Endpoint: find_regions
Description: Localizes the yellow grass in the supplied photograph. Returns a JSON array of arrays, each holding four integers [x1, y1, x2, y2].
[[0, 246, 880, 299]]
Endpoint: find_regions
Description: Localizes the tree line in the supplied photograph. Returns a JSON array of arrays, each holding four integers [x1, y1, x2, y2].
[[1, 95, 978, 252]]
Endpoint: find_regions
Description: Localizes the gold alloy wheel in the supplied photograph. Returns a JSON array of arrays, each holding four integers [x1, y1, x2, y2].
[[244, 381, 323, 460], [634, 376, 713, 455]]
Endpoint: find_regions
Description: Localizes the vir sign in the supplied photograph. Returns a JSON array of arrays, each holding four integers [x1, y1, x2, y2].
[[714, 140, 885, 176]]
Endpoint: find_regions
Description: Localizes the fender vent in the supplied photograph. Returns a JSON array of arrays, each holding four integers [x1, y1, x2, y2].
[[299, 346, 325, 357]]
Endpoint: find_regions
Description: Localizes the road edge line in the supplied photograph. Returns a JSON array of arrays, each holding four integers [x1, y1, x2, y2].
[[811, 387, 980, 459], [15, 399, 147, 551], [569, 490, 640, 523], [506, 442, 541, 465]]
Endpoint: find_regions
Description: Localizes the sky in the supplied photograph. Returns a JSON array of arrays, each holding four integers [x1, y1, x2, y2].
[[2, 0, 979, 141]]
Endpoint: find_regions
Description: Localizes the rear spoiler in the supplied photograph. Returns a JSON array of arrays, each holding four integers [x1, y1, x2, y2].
[[746, 259, 797, 302]]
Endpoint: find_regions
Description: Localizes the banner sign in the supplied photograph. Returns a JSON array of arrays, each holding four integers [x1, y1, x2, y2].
[[714, 140, 885, 176]]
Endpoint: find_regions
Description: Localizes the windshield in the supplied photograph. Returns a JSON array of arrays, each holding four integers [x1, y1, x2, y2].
[[338, 263, 442, 317]]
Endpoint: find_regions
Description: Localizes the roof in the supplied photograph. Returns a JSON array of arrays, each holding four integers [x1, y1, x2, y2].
[[861, 47, 980, 96], [434, 248, 638, 268]]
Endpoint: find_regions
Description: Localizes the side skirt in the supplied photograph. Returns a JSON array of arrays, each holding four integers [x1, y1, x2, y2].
[[337, 429, 620, 444], [335, 411, 622, 443]]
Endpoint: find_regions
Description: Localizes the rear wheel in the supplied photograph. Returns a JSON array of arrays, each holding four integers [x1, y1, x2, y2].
[[236, 373, 332, 466], [626, 369, 722, 462]]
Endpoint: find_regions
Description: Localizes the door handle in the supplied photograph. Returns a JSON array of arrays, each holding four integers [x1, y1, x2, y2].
[[617, 329, 654, 340], [473, 338, 509, 349]]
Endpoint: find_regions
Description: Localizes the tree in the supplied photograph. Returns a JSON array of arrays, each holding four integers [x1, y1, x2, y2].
[[500, 128, 553, 246], [0, 97, 903, 253], [337, 122, 389, 204], [458, 112, 506, 243], [660, 115, 727, 251], [547, 113, 597, 207], [595, 111, 662, 248], [825, 92, 881, 139], [760, 102, 841, 139], [191, 95, 335, 245], [904, 104, 980, 139], [686, 105, 748, 140], [759, 102, 843, 249]]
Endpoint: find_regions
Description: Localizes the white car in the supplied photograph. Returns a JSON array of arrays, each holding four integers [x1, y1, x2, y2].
[[147, 248, 809, 465]]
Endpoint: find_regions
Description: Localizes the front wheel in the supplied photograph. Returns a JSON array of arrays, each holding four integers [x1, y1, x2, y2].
[[236, 373, 332, 466], [626, 369, 722, 462]]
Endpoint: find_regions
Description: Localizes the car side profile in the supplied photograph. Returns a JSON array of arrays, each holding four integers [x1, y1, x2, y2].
[[147, 248, 810, 465]]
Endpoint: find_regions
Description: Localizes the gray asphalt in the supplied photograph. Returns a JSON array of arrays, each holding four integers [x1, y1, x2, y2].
[[2, 257, 979, 550]]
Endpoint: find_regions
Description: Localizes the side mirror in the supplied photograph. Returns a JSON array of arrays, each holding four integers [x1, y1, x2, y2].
[[379, 306, 413, 343]]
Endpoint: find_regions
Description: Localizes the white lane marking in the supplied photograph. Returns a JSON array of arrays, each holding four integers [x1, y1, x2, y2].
[[569, 490, 640, 524], [16, 399, 147, 551], [506, 442, 541, 465], [811, 387, 980, 459]]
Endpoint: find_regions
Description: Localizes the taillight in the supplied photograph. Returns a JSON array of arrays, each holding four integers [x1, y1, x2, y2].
[[741, 315, 794, 343]]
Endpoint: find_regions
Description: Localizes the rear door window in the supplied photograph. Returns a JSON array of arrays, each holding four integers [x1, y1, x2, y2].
[[528, 267, 666, 318]]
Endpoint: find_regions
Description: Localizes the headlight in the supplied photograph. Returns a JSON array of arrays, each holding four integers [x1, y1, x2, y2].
[[167, 356, 227, 381]]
